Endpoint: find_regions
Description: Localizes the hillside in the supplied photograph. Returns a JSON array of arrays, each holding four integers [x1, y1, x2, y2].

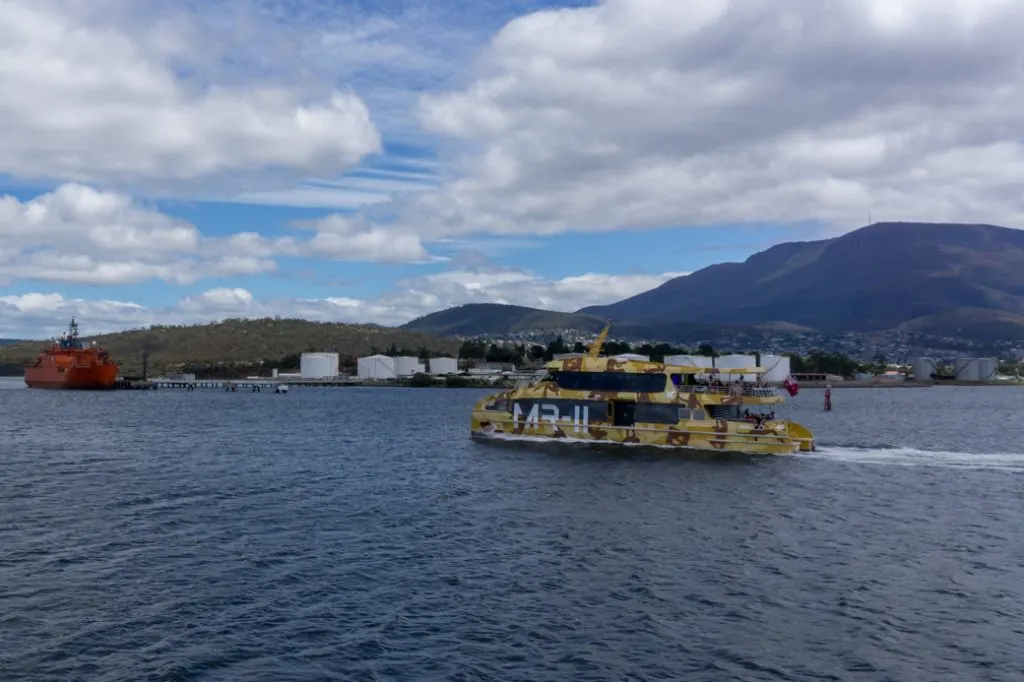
[[0, 318, 460, 377], [400, 303, 764, 342], [400, 303, 609, 336], [581, 222, 1024, 337], [898, 308, 1024, 341]]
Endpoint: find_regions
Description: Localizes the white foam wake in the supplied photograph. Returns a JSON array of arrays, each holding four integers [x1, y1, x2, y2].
[[475, 432, 1024, 470], [801, 446, 1024, 471]]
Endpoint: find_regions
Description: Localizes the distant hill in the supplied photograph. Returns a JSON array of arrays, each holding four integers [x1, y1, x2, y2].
[[0, 339, 25, 346], [0, 318, 459, 377], [581, 222, 1024, 338], [400, 303, 609, 336], [401, 303, 768, 343]]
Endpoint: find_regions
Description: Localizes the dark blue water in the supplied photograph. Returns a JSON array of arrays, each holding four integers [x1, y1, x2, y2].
[[2, 380, 1024, 681]]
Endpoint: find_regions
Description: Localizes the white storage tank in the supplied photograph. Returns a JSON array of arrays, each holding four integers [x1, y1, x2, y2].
[[714, 354, 758, 382], [911, 357, 936, 381], [429, 357, 458, 375], [954, 358, 981, 381], [758, 354, 791, 384], [300, 352, 339, 379], [358, 355, 397, 380], [665, 354, 715, 380], [394, 356, 426, 377], [978, 357, 997, 381], [664, 354, 714, 368], [664, 354, 714, 380], [613, 353, 650, 361]]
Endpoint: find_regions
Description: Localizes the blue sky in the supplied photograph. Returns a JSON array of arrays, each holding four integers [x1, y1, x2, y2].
[[1, 0, 1019, 337]]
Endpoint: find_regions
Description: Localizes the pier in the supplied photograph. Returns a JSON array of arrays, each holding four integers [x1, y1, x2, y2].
[[113, 378, 357, 390], [111, 377, 517, 391]]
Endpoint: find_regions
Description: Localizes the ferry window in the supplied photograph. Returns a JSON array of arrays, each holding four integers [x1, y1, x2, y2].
[[635, 403, 680, 424], [551, 371, 666, 393], [679, 407, 691, 420], [691, 409, 706, 421]]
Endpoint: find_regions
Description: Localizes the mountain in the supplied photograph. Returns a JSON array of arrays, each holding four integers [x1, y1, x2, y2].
[[400, 303, 609, 336], [0, 339, 25, 346], [581, 222, 1024, 337], [401, 303, 769, 343], [0, 318, 459, 377]]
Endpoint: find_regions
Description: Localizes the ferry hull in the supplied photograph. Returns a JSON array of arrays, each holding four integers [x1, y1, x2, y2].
[[24, 363, 118, 390], [471, 410, 815, 455]]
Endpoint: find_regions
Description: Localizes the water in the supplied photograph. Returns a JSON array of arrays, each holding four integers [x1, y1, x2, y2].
[[2, 379, 1023, 680]]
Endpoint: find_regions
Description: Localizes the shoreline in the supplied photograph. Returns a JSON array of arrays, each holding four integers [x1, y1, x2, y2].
[[789, 380, 1022, 389], [3, 376, 1021, 390]]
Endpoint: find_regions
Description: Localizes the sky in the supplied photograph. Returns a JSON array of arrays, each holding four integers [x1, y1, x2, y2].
[[3, 0, 1024, 339]]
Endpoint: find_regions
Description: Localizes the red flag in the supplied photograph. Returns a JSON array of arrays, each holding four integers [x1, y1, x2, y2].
[[783, 375, 799, 396]]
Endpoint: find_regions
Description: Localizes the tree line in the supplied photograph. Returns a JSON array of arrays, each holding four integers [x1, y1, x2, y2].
[[456, 336, 870, 376]]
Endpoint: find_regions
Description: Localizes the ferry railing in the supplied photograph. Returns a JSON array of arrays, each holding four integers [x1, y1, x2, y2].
[[690, 385, 779, 398]]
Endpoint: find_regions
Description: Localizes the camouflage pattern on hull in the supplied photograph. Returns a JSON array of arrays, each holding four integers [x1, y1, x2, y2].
[[470, 410, 810, 455], [469, 323, 816, 456]]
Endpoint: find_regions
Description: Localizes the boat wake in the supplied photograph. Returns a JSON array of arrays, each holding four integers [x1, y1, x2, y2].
[[474, 432, 1024, 470], [802, 445, 1024, 471]]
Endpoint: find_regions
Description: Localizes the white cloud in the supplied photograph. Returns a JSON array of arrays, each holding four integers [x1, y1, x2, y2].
[[0, 184, 439, 286], [0, 0, 381, 188], [0, 268, 686, 338], [0, 292, 150, 338], [352, 0, 1024, 238], [0, 184, 280, 285], [298, 214, 433, 264]]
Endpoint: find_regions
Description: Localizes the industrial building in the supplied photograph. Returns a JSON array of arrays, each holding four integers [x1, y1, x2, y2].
[[394, 356, 426, 377], [713, 354, 758, 382], [955, 357, 997, 381], [428, 357, 458, 375], [612, 353, 650, 361], [758, 354, 792, 384], [300, 352, 339, 379], [355, 354, 455, 379], [357, 355, 397, 380], [911, 357, 997, 381], [662, 353, 790, 384], [664, 354, 713, 381], [911, 357, 938, 381], [663, 354, 713, 368]]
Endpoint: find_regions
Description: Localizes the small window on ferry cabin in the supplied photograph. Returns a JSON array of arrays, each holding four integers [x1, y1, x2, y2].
[[551, 371, 666, 393], [635, 403, 681, 424]]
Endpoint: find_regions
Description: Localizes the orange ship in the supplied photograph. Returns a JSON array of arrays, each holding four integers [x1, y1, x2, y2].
[[24, 318, 119, 390]]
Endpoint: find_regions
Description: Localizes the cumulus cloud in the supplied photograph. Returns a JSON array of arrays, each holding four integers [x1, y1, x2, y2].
[[0, 184, 439, 286], [364, 0, 1024, 237], [298, 215, 433, 264], [0, 0, 380, 188], [0, 267, 685, 338]]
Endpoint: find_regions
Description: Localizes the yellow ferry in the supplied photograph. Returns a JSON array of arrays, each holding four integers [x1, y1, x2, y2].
[[470, 323, 815, 455]]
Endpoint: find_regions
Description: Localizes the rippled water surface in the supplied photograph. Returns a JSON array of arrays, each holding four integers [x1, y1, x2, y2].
[[2, 378, 1024, 681]]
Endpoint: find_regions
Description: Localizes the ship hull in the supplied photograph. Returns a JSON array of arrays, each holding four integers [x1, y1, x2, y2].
[[24, 364, 118, 390], [471, 411, 815, 455]]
